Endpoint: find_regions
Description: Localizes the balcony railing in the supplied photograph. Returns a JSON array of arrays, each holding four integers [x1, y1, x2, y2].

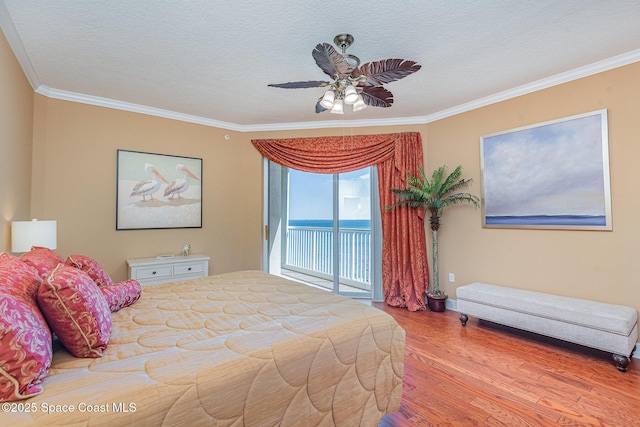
[[285, 225, 371, 291]]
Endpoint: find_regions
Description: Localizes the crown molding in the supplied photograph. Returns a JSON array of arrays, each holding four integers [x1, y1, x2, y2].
[[0, 2, 41, 89], [418, 48, 640, 125], [36, 86, 246, 132], [239, 115, 430, 132]]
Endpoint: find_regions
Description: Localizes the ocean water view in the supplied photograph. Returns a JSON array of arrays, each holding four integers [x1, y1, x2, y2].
[[289, 219, 371, 229], [485, 215, 606, 226]]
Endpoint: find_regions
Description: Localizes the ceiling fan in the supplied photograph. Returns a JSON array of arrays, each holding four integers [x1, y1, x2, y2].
[[268, 34, 421, 114]]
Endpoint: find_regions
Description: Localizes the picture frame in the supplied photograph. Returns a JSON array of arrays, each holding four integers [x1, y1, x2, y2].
[[116, 149, 202, 230], [480, 109, 611, 230]]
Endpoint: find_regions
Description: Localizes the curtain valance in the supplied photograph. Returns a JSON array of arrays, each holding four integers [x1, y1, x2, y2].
[[252, 133, 396, 174]]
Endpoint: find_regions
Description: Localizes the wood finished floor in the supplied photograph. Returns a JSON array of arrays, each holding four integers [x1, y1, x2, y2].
[[373, 303, 640, 427]]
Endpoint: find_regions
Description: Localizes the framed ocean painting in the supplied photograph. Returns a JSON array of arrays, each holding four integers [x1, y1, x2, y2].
[[480, 110, 611, 230], [116, 149, 202, 230]]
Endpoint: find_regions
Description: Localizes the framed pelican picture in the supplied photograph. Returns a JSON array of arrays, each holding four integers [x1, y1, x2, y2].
[[116, 149, 202, 230], [480, 109, 611, 230]]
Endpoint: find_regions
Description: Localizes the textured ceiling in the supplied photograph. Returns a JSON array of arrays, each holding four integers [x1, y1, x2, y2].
[[1, 0, 640, 131]]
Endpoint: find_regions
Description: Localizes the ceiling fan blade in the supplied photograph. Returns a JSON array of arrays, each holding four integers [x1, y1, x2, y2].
[[268, 80, 330, 89], [361, 86, 393, 108], [312, 43, 352, 78], [353, 59, 421, 86]]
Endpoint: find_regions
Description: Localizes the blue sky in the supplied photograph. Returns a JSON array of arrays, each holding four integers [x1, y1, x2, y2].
[[288, 168, 371, 220], [482, 112, 608, 217]]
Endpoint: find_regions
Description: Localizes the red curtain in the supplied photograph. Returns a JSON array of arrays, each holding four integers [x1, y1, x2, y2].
[[252, 132, 428, 311]]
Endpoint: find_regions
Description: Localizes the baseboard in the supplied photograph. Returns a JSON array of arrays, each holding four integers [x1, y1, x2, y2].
[[446, 297, 640, 360]]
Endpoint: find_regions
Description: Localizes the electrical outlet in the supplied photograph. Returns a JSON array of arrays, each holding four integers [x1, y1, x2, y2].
[[448, 273, 455, 283]]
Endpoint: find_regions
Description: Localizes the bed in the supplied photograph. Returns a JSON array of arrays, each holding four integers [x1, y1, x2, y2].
[[3, 270, 405, 426]]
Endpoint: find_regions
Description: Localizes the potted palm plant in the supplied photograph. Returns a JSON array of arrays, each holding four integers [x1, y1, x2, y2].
[[389, 165, 479, 311]]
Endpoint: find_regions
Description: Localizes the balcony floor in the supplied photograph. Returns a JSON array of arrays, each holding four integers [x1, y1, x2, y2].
[[280, 268, 369, 295]]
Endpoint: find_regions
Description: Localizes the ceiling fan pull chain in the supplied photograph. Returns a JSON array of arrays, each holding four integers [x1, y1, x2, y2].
[[350, 125, 354, 153]]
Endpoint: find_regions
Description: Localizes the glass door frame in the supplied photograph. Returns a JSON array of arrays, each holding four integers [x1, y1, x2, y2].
[[262, 159, 383, 301]]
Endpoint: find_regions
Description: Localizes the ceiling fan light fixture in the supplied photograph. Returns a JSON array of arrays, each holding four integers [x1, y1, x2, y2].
[[329, 98, 344, 114], [343, 85, 358, 104], [352, 95, 367, 111], [319, 90, 335, 109]]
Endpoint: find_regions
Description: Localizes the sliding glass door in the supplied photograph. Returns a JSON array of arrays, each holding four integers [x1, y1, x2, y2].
[[265, 161, 381, 299]]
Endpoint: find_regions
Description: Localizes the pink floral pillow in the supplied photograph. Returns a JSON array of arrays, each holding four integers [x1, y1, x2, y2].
[[0, 252, 15, 261], [37, 264, 112, 358], [20, 246, 64, 279], [65, 254, 113, 287], [0, 256, 52, 402], [100, 279, 142, 312]]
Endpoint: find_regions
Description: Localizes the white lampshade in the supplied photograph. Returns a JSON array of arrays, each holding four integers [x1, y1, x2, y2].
[[329, 98, 344, 114], [11, 219, 57, 253], [319, 90, 335, 109], [343, 85, 358, 105], [352, 95, 367, 112]]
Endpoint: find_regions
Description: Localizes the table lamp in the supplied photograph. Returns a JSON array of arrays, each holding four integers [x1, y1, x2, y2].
[[11, 219, 57, 253]]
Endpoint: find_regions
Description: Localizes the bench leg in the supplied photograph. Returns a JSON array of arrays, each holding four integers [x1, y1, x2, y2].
[[459, 313, 468, 326], [612, 354, 630, 372]]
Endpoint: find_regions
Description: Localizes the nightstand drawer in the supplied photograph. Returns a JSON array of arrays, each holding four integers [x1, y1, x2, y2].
[[174, 262, 205, 276], [136, 265, 173, 280], [127, 254, 210, 286]]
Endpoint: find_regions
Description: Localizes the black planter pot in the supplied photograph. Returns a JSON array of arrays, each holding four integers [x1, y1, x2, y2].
[[426, 293, 448, 312]]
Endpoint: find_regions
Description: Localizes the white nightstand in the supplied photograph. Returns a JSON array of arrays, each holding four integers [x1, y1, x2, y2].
[[127, 254, 210, 286]]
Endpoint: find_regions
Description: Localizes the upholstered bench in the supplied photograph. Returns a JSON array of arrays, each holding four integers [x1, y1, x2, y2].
[[457, 283, 638, 371]]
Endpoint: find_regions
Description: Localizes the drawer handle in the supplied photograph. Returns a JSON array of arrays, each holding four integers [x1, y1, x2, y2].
[[188, 267, 192, 271], [152, 271, 157, 275]]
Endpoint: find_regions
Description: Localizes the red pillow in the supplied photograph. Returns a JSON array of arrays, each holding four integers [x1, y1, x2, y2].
[[100, 279, 142, 312], [20, 246, 64, 279], [0, 255, 52, 402], [66, 254, 113, 287], [37, 264, 112, 358]]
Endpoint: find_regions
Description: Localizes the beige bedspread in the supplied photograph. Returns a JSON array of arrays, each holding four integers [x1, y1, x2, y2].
[[1, 270, 405, 426]]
